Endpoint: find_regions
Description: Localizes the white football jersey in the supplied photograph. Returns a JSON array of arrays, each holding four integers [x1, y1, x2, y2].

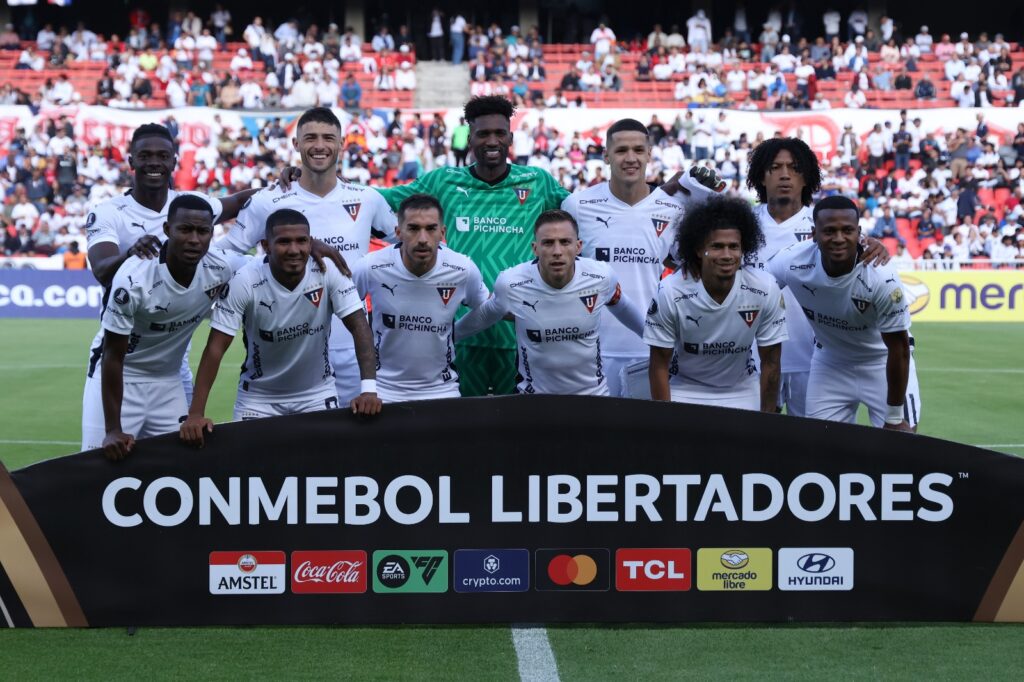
[[767, 240, 911, 365], [351, 244, 488, 399], [563, 185, 683, 358], [460, 258, 623, 396], [747, 204, 816, 373], [644, 268, 788, 391], [211, 258, 364, 401], [85, 190, 225, 254], [217, 181, 398, 353], [101, 247, 246, 381], [85, 190, 224, 377]]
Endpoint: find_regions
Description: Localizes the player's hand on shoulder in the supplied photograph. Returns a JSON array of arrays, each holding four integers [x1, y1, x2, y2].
[[126, 234, 161, 259], [859, 237, 892, 266], [883, 420, 914, 433], [687, 165, 727, 192], [351, 392, 383, 417], [102, 431, 135, 461], [277, 166, 301, 190], [180, 414, 215, 448], [311, 239, 351, 277]]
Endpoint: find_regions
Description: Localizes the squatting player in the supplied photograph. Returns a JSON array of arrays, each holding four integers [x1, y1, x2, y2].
[[82, 123, 256, 450], [180, 209, 380, 447], [220, 106, 397, 404], [93, 195, 248, 460], [645, 197, 787, 411], [563, 117, 724, 397], [350, 194, 488, 402], [378, 96, 571, 396], [455, 210, 645, 395], [766, 195, 918, 431]]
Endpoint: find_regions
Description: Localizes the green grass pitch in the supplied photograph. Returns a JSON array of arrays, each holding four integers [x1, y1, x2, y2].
[[1, 319, 1022, 678]]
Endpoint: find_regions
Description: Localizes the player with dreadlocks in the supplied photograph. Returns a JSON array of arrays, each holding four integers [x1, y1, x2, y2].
[[745, 137, 889, 416], [644, 196, 787, 411]]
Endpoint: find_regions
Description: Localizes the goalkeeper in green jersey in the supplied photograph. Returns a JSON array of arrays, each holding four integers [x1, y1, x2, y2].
[[377, 96, 570, 396]]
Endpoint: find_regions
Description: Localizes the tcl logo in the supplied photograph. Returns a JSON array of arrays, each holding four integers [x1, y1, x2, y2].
[[615, 549, 691, 591], [290, 551, 367, 594]]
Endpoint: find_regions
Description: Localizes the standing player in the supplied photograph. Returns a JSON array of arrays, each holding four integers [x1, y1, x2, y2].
[[82, 123, 256, 451], [563, 118, 724, 397], [645, 197, 787, 411], [377, 96, 571, 396], [455, 210, 644, 396], [180, 209, 380, 448], [219, 106, 397, 404], [350, 194, 488, 402], [766, 196, 917, 430], [93, 195, 248, 460]]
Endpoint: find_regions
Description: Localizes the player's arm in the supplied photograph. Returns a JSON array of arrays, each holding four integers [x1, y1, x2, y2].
[[218, 188, 260, 223], [881, 330, 912, 432], [370, 189, 399, 243], [859, 237, 892, 267], [648, 346, 673, 401], [100, 331, 133, 461], [462, 262, 491, 309], [606, 284, 645, 337], [180, 330, 234, 448], [376, 173, 435, 211], [757, 343, 782, 413], [341, 309, 382, 416], [454, 288, 508, 341], [659, 166, 726, 204]]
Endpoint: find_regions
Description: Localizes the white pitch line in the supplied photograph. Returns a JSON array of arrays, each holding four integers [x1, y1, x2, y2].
[[0, 594, 13, 628], [916, 368, 1024, 374], [975, 444, 1024, 449], [0, 439, 78, 446], [512, 626, 560, 682], [0, 364, 79, 371]]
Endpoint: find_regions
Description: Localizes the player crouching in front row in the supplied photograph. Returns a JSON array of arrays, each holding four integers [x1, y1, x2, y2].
[[455, 209, 645, 395], [645, 197, 788, 411], [180, 208, 381, 448], [94, 195, 251, 460]]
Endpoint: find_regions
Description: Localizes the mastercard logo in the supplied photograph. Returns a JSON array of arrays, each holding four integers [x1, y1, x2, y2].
[[547, 554, 599, 586]]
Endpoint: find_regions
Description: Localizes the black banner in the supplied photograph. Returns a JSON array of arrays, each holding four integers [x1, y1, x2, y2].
[[2, 396, 1024, 626]]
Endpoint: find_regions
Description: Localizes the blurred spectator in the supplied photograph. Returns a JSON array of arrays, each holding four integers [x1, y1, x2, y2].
[[63, 240, 87, 269], [341, 74, 362, 111], [687, 10, 712, 53]]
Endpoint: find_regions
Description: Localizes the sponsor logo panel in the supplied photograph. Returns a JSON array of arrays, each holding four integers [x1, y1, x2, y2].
[[778, 548, 854, 591], [372, 550, 449, 594], [453, 549, 530, 593], [535, 548, 610, 592], [615, 548, 691, 591], [209, 551, 286, 595], [696, 548, 772, 591], [291, 550, 368, 594]]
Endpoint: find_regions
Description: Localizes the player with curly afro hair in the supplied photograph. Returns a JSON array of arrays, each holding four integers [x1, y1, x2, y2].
[[746, 137, 822, 209], [674, 196, 765, 278]]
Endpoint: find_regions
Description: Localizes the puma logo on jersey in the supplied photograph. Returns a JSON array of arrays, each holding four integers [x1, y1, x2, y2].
[[885, 276, 896, 284], [127, 275, 136, 287], [686, 315, 702, 326], [259, 301, 275, 313], [381, 283, 398, 295], [152, 303, 169, 313], [436, 286, 456, 305], [802, 284, 817, 296], [596, 216, 612, 228], [130, 222, 145, 230], [522, 299, 538, 312], [456, 187, 470, 197]]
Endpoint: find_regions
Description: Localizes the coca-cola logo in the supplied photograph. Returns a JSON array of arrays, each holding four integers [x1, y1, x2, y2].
[[290, 551, 368, 594], [294, 560, 364, 584]]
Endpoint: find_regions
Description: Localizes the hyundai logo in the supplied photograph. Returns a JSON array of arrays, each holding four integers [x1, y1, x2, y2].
[[797, 553, 835, 573]]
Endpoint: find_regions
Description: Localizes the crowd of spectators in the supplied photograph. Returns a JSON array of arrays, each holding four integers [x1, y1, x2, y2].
[[3, 103, 1024, 268]]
